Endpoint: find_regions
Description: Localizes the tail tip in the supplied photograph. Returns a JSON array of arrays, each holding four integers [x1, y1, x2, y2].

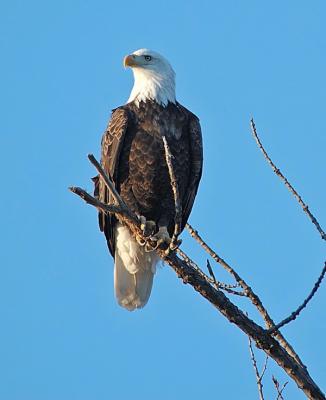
[[118, 294, 147, 311]]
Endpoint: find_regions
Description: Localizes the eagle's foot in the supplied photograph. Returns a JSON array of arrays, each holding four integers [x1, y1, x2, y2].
[[144, 226, 171, 252], [139, 216, 157, 237]]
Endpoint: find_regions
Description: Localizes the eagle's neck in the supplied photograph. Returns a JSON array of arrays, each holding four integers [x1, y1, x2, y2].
[[127, 68, 176, 107]]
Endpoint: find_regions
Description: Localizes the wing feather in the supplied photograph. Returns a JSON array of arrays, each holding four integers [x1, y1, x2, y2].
[[181, 115, 203, 229], [94, 107, 129, 255]]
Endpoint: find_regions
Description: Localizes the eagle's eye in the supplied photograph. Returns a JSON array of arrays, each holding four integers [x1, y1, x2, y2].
[[144, 55, 152, 61]]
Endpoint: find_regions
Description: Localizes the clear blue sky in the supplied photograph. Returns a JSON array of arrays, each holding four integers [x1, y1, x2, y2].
[[1, 1, 325, 399]]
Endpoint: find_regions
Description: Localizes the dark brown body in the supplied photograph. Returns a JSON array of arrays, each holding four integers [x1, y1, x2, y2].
[[95, 100, 203, 256]]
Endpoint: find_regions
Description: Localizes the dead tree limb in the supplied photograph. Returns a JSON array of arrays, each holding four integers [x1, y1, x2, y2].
[[69, 153, 325, 400], [162, 251, 324, 400], [69, 186, 129, 219]]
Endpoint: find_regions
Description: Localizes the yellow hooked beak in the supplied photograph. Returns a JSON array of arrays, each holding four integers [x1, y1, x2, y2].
[[123, 54, 137, 68]]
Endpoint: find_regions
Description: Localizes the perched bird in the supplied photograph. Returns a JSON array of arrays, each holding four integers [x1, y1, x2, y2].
[[94, 49, 203, 311]]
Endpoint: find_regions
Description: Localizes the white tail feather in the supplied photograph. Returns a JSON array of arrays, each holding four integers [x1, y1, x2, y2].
[[114, 223, 159, 311]]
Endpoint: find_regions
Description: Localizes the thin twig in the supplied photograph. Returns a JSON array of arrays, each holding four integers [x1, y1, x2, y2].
[[206, 258, 217, 283], [177, 248, 215, 284], [88, 154, 125, 209], [206, 259, 245, 296], [268, 262, 326, 333], [250, 119, 325, 241], [260, 355, 269, 383], [162, 136, 182, 250], [186, 223, 305, 367], [248, 337, 266, 400], [177, 250, 245, 296], [272, 376, 288, 400]]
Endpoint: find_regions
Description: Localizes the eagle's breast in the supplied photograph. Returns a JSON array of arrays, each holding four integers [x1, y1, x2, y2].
[[118, 101, 191, 228]]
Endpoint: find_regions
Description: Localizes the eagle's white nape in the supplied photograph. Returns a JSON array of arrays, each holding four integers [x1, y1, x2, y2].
[[126, 48, 176, 107]]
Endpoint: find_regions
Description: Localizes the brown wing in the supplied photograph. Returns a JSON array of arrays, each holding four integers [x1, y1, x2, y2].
[[181, 115, 203, 229], [94, 107, 129, 256]]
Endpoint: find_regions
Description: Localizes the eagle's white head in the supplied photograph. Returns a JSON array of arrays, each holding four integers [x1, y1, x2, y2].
[[124, 49, 176, 107]]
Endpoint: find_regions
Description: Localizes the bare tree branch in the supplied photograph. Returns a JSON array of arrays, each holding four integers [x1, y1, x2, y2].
[[206, 259, 217, 284], [206, 259, 245, 296], [248, 337, 268, 400], [185, 223, 305, 367], [69, 186, 122, 215], [69, 154, 325, 400], [249, 120, 326, 336], [88, 154, 126, 210], [176, 248, 217, 285], [177, 249, 245, 296], [162, 136, 182, 250], [163, 251, 324, 400], [272, 376, 288, 400], [261, 355, 269, 384], [250, 119, 325, 241], [268, 262, 326, 334]]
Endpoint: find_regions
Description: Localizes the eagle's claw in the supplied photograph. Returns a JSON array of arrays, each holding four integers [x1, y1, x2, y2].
[[144, 226, 171, 252], [139, 216, 157, 237], [136, 235, 146, 246], [144, 241, 158, 252]]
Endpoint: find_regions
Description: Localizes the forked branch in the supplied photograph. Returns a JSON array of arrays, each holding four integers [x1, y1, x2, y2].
[[248, 337, 268, 400], [272, 376, 288, 400]]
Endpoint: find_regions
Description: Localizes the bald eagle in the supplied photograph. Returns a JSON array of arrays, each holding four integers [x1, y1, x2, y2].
[[94, 49, 203, 311]]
